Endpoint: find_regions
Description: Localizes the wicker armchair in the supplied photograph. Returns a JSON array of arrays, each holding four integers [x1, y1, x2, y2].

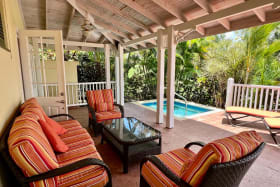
[[86, 89, 124, 135], [140, 131, 265, 187]]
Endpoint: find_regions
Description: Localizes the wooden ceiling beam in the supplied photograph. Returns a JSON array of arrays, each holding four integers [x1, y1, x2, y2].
[[253, 8, 266, 22], [65, 7, 75, 40], [78, 0, 140, 37], [218, 18, 231, 30], [91, 0, 152, 33], [196, 25, 205, 35], [117, 0, 167, 28], [67, 0, 115, 44], [150, 0, 187, 22], [45, 0, 48, 29], [193, 0, 213, 13]]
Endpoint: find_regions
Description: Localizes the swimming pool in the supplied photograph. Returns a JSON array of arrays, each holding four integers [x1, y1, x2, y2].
[[142, 100, 213, 118]]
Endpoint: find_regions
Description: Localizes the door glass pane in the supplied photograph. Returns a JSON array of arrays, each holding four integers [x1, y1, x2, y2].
[[28, 36, 59, 97]]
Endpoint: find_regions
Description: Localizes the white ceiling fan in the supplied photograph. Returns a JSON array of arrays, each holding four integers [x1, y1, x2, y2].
[[81, 17, 109, 42]]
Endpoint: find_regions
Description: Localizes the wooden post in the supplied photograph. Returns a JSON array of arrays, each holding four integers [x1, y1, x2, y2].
[[105, 44, 111, 89], [166, 25, 176, 129], [119, 44, 124, 105], [226, 78, 234, 107], [115, 56, 120, 104], [156, 29, 165, 124]]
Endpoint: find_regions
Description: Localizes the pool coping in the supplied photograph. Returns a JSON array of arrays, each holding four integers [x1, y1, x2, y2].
[[133, 99, 224, 120]]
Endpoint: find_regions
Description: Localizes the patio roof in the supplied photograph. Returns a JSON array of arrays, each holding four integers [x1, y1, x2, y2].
[[20, 0, 280, 51]]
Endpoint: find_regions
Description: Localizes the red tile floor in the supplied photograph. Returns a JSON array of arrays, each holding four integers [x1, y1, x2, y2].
[[69, 103, 280, 187]]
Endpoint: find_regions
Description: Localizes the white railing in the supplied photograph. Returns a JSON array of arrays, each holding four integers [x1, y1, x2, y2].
[[226, 78, 280, 111], [34, 82, 117, 107]]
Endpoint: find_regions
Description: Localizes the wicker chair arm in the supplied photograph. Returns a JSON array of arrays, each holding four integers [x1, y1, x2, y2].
[[114, 103, 124, 117], [49, 114, 75, 120], [88, 105, 97, 122], [141, 156, 191, 187], [184, 141, 206, 149], [24, 158, 112, 186]]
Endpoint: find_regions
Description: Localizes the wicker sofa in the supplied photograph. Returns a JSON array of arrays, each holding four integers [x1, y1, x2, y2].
[[0, 98, 111, 187]]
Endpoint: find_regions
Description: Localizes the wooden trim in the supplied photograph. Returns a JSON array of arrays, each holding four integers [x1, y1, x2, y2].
[[63, 40, 105, 48], [45, 0, 48, 29], [65, 7, 75, 40], [150, 0, 187, 22], [117, 0, 167, 28], [218, 18, 231, 30], [254, 8, 266, 22], [193, 0, 213, 13]]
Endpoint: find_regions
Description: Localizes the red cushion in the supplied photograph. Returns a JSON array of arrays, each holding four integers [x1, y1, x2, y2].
[[39, 119, 69, 153], [46, 116, 67, 135], [96, 102, 108, 112]]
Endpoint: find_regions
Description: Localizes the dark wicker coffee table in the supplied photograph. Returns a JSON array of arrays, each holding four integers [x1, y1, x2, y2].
[[101, 117, 161, 173]]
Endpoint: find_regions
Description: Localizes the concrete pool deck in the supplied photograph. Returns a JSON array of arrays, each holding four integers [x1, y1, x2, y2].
[[69, 102, 280, 187]]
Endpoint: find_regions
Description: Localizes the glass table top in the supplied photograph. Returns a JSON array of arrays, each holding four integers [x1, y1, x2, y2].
[[102, 117, 161, 143]]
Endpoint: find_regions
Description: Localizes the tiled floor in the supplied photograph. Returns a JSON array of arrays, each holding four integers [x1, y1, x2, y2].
[[69, 103, 280, 187]]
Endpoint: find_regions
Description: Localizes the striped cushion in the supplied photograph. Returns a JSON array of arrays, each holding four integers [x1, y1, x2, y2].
[[8, 115, 59, 186], [226, 106, 280, 118], [87, 90, 104, 111], [95, 110, 122, 122], [181, 131, 263, 186], [58, 119, 83, 131], [21, 106, 46, 122], [141, 148, 196, 187], [57, 144, 108, 187], [96, 103, 108, 112], [102, 89, 114, 111], [20, 97, 39, 112]]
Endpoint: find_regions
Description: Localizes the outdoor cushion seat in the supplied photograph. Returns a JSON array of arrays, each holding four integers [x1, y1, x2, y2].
[[141, 148, 196, 187], [86, 89, 124, 135], [263, 118, 280, 144], [225, 106, 280, 118], [3, 98, 112, 187], [140, 131, 265, 187]]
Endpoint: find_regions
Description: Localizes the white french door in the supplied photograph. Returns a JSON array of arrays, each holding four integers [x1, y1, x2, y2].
[[19, 30, 68, 115]]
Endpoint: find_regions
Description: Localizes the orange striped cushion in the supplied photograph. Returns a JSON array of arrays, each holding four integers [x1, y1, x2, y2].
[[102, 89, 114, 111], [87, 90, 105, 110], [8, 115, 59, 186], [20, 97, 39, 112], [21, 106, 46, 122], [226, 106, 280, 118], [96, 102, 108, 112], [181, 131, 263, 186], [141, 148, 196, 187], [95, 110, 122, 122]]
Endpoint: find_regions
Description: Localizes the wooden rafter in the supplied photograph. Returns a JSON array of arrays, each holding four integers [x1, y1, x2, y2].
[[65, 7, 75, 40], [91, 0, 152, 33], [117, 0, 167, 28], [193, 0, 213, 13], [78, 0, 140, 37], [254, 8, 266, 22], [67, 0, 115, 44], [196, 25, 205, 35], [218, 18, 231, 30], [124, 0, 277, 47], [150, 0, 187, 22]]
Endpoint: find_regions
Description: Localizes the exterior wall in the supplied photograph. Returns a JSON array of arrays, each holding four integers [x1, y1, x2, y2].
[[0, 0, 25, 136]]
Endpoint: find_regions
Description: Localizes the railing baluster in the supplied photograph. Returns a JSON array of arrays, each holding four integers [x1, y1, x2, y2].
[[276, 89, 280, 111], [237, 86, 241, 106], [233, 85, 237, 106], [249, 87, 253, 108], [241, 86, 245, 107], [254, 87, 258, 109], [245, 86, 249, 107], [269, 89, 274, 111], [71, 84, 75, 105], [264, 88, 269, 110], [259, 88, 264, 110]]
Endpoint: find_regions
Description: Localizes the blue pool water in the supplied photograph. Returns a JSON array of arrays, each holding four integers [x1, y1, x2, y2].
[[142, 101, 212, 117]]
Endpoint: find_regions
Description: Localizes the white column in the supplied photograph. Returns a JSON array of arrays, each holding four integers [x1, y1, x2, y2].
[[226, 78, 234, 107], [105, 44, 111, 89], [156, 29, 165, 124], [166, 26, 176, 129], [115, 56, 120, 104], [119, 44, 124, 105]]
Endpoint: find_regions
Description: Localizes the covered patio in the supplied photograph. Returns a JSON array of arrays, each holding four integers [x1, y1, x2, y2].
[[0, 0, 280, 186]]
